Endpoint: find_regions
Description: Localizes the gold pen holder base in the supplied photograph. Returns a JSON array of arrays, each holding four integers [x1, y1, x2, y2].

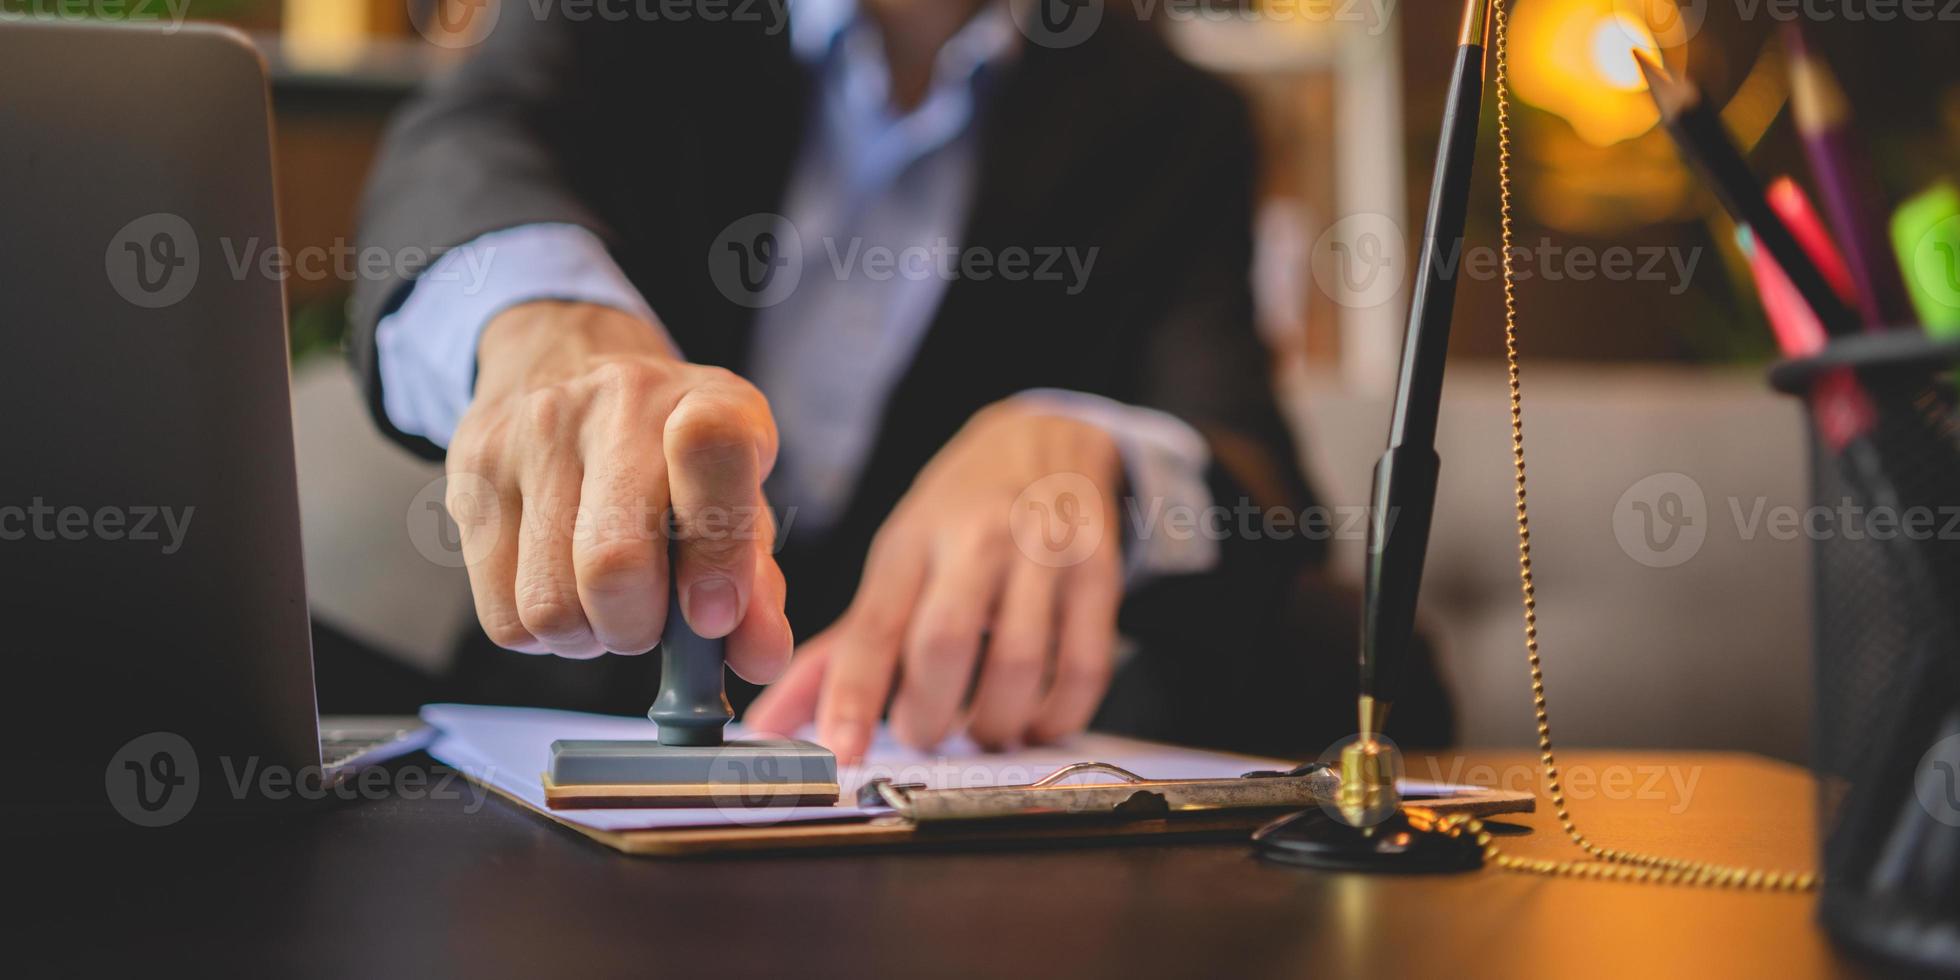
[[1252, 807, 1485, 873], [1255, 737, 1482, 873]]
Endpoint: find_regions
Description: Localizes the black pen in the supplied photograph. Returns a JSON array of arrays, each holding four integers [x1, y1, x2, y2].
[[1343, 0, 1494, 827]]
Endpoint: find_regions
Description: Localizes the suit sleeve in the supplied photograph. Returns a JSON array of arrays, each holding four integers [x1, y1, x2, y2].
[[1119, 80, 1326, 587], [1088, 70, 1339, 745], [348, 12, 642, 461]]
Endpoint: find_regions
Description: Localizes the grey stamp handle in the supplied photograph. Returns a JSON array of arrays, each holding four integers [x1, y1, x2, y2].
[[647, 574, 733, 747]]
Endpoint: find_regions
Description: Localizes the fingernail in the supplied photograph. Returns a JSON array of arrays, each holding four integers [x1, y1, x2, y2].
[[684, 577, 738, 638]]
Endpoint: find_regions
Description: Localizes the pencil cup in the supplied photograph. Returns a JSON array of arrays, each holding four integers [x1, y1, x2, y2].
[[1768, 332, 1960, 972]]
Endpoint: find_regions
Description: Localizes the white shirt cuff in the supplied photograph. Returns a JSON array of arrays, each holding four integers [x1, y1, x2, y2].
[[1009, 389, 1221, 583], [374, 223, 666, 448]]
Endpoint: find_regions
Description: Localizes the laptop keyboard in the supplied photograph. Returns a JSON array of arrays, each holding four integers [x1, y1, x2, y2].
[[319, 726, 420, 771]]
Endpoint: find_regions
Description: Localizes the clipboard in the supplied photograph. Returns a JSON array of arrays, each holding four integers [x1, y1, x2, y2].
[[469, 759, 1534, 858]]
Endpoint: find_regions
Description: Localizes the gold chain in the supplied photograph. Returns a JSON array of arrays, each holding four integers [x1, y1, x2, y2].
[[1480, 0, 1816, 891]]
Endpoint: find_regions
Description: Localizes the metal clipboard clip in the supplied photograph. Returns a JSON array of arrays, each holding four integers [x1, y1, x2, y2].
[[856, 762, 1338, 825]]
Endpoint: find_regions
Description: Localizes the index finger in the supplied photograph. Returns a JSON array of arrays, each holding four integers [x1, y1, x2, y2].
[[816, 529, 928, 764]]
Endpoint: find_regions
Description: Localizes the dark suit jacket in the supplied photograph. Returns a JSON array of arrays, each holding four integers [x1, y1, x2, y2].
[[349, 7, 1451, 753]]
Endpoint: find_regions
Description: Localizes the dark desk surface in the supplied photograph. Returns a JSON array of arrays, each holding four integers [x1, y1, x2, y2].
[[11, 750, 1862, 978]]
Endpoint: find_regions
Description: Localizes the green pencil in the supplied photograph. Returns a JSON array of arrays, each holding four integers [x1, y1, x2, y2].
[[1890, 182, 1960, 338]]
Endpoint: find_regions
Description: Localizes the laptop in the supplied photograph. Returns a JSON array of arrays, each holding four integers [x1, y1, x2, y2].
[[0, 18, 426, 824]]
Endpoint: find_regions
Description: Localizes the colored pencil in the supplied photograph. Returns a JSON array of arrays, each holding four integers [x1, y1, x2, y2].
[[1635, 49, 1862, 337], [1783, 24, 1915, 329]]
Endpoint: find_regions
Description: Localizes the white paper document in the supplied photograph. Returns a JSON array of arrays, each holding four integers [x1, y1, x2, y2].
[[422, 703, 1486, 833], [422, 703, 1309, 832]]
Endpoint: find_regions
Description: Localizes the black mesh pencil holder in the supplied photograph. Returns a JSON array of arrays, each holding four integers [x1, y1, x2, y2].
[[1769, 333, 1960, 972]]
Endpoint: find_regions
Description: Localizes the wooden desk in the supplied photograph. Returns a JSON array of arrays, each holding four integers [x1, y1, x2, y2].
[[9, 750, 1864, 978]]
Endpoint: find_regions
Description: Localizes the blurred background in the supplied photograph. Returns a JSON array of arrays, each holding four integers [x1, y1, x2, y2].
[[14, 0, 1955, 762]]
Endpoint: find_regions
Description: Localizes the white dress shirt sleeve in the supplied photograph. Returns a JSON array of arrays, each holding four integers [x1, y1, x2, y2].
[[374, 223, 667, 448], [1010, 389, 1222, 583]]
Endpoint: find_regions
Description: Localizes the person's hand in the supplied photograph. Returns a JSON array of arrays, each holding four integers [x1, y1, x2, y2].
[[444, 301, 791, 682], [747, 400, 1125, 763]]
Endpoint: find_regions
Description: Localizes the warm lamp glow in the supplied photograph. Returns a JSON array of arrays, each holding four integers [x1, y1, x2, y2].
[[283, 0, 370, 71], [1589, 13, 1659, 90], [1510, 0, 1684, 146]]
